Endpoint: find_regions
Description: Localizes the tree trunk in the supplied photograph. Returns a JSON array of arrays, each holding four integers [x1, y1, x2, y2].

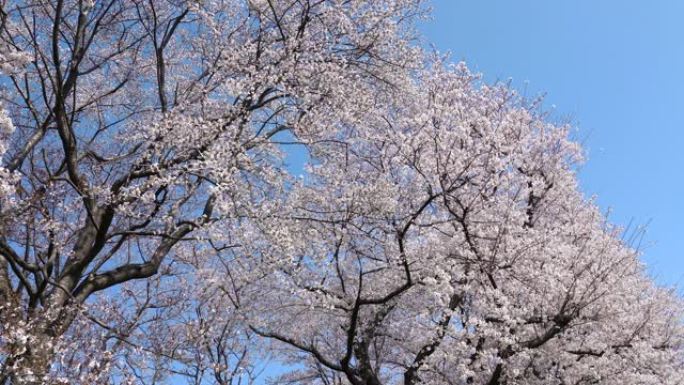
[[2, 318, 57, 385], [8, 333, 54, 385]]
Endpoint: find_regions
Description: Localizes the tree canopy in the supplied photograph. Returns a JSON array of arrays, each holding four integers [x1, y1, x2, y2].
[[0, 1, 682, 384]]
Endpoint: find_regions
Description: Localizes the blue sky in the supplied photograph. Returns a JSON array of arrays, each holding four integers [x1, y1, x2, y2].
[[421, 0, 684, 288]]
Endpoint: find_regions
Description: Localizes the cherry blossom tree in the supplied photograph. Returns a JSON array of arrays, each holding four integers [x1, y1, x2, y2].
[[1, 1, 683, 385], [0, 0, 424, 383], [230, 62, 684, 385]]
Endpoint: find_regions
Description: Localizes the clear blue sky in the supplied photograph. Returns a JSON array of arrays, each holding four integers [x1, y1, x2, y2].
[[421, 0, 684, 288]]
